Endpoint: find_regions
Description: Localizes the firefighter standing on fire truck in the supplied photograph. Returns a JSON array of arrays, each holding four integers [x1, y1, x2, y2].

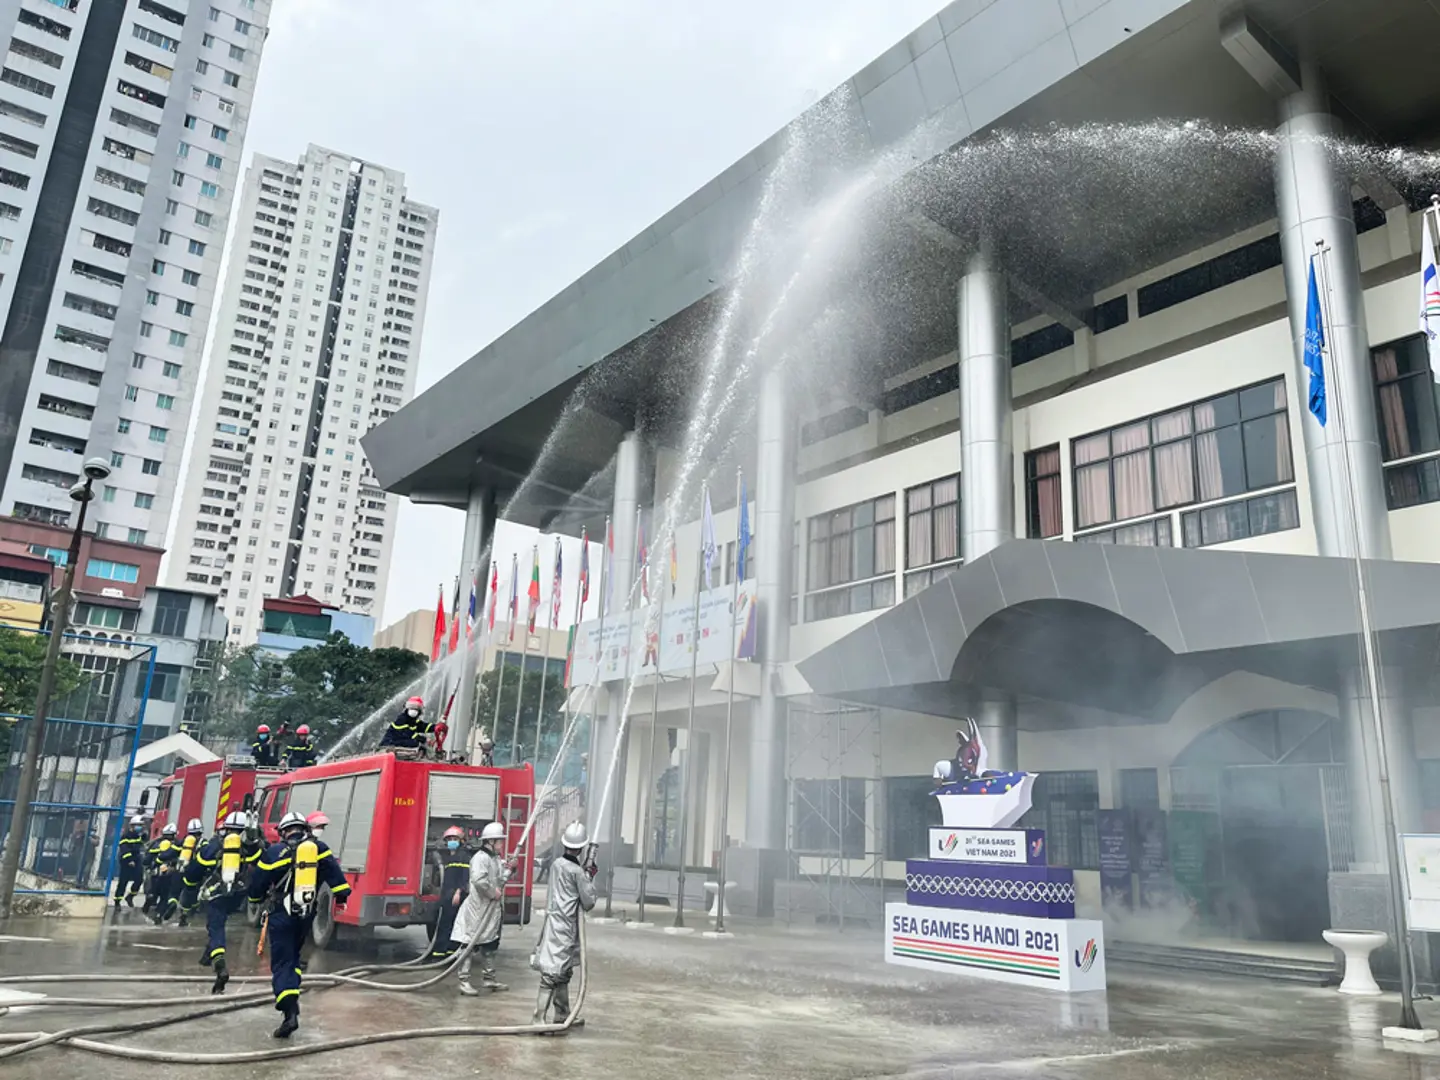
[[251, 725, 280, 767], [286, 725, 318, 769], [248, 810, 350, 1039], [379, 696, 433, 750], [180, 811, 262, 993]]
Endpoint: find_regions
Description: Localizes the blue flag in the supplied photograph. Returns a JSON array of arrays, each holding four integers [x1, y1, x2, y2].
[[737, 474, 750, 582], [1303, 257, 1327, 427]]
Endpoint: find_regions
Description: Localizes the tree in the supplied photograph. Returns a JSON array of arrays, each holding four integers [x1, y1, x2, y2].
[[474, 661, 576, 779], [239, 633, 426, 752], [0, 626, 84, 762], [185, 643, 281, 746]]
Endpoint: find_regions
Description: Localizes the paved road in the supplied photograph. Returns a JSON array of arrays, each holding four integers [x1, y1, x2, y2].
[[1, 912, 1438, 1078]]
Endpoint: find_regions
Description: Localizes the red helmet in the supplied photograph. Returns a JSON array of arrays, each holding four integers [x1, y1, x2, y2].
[[296, 725, 310, 737], [443, 826, 464, 840], [306, 812, 329, 829], [405, 696, 423, 709], [256, 725, 270, 734]]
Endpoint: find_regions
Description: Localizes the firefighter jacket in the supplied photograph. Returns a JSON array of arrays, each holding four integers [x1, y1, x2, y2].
[[285, 738, 318, 769], [182, 832, 263, 898], [247, 838, 351, 910]]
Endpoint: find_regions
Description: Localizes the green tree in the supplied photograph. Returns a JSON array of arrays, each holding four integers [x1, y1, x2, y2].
[[0, 626, 84, 761], [475, 661, 573, 776], [185, 643, 281, 745]]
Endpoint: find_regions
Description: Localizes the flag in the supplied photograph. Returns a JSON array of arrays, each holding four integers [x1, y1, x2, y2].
[[737, 473, 750, 583], [564, 624, 576, 688], [578, 526, 590, 604], [700, 487, 717, 590], [1303, 256, 1327, 427], [637, 514, 650, 602], [669, 536, 678, 598], [466, 574, 478, 640], [527, 546, 541, 634], [507, 554, 519, 642], [487, 561, 498, 632], [1422, 211, 1440, 384], [447, 576, 461, 655], [550, 537, 564, 630], [430, 584, 445, 663]]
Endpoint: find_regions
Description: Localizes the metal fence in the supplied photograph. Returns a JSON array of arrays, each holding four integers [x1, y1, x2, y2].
[[0, 632, 156, 896]]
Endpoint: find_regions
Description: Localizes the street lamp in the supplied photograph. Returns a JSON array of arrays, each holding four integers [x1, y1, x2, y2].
[[0, 456, 111, 919]]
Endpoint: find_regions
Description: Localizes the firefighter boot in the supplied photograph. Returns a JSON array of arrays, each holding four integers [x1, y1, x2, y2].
[[273, 1000, 299, 1039], [211, 956, 229, 995], [177, 911, 190, 928], [480, 958, 508, 992]]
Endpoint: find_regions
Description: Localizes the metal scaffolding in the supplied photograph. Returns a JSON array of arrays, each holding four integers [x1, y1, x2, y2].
[[783, 696, 883, 929]]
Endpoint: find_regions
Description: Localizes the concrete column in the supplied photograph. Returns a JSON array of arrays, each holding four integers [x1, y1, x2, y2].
[[587, 431, 642, 861], [749, 362, 797, 853], [958, 248, 1018, 763], [453, 485, 494, 761], [1275, 68, 1391, 562]]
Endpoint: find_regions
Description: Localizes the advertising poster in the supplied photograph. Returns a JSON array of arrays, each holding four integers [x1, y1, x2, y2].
[[1096, 809, 1132, 911], [1167, 810, 1219, 917], [1133, 808, 1173, 910]]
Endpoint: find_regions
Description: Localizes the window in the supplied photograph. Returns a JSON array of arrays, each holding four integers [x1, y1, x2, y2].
[[805, 494, 896, 620], [149, 426, 168, 443], [117, 418, 130, 433], [164, 200, 177, 216], [142, 458, 160, 475], [188, 239, 206, 256], [151, 592, 189, 637], [196, 59, 208, 74], [181, 269, 200, 287], [884, 776, 943, 860], [1, 67, 55, 99], [134, 492, 153, 509], [211, 124, 228, 141], [124, 384, 138, 401], [1180, 489, 1301, 548], [222, 70, 240, 88], [1374, 334, 1440, 508], [101, 485, 116, 503], [1026, 446, 1063, 538], [86, 559, 140, 584], [146, 290, 158, 306], [1020, 771, 1099, 870], [156, 393, 174, 410], [176, 141, 189, 158], [1073, 377, 1293, 533], [28, 544, 68, 565], [145, 662, 183, 704], [904, 474, 960, 597], [199, 181, 219, 199], [162, 361, 180, 378], [158, 228, 172, 244], [139, 0, 185, 28], [110, 451, 124, 468], [1076, 517, 1174, 548], [193, 210, 211, 228], [175, 299, 193, 316], [205, 152, 223, 169], [202, 32, 215, 47], [128, 527, 146, 544], [168, 329, 187, 346], [228, 44, 245, 62], [790, 778, 866, 856], [18, 9, 72, 39]]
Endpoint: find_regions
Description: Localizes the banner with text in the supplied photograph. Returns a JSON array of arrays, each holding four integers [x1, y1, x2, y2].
[[568, 581, 758, 686]]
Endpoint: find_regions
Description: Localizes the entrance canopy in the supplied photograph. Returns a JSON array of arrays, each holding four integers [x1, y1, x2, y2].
[[796, 540, 1440, 729]]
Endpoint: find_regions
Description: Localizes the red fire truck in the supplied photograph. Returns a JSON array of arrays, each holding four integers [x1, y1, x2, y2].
[[149, 758, 283, 839], [248, 753, 538, 948]]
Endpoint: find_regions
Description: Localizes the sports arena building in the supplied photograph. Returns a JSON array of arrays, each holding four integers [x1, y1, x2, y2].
[[365, 0, 1440, 976]]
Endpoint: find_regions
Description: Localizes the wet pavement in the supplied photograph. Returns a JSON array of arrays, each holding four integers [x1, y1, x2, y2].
[[1, 907, 1439, 1078]]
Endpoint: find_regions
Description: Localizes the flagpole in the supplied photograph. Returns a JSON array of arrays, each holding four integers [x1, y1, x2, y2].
[[714, 467, 744, 934], [1314, 239, 1420, 1030], [602, 504, 645, 919], [510, 544, 537, 766], [532, 536, 563, 780], [635, 524, 669, 927], [490, 554, 516, 757], [673, 482, 709, 930], [470, 560, 496, 758], [581, 517, 612, 822]]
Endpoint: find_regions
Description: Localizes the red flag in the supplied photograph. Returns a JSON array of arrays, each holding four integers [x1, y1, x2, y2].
[[527, 546, 541, 634], [447, 577, 461, 654], [487, 561, 498, 632], [430, 584, 445, 663]]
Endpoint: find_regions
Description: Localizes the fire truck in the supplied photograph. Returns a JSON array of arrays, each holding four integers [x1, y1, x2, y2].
[[248, 752, 538, 948], [149, 757, 283, 839]]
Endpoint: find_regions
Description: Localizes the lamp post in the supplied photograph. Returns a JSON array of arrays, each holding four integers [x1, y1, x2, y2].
[[0, 456, 112, 919]]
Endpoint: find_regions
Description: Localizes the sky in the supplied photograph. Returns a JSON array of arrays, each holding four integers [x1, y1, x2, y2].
[[222, 0, 948, 627]]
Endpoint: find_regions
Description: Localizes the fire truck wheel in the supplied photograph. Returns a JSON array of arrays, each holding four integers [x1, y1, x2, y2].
[[311, 886, 337, 950]]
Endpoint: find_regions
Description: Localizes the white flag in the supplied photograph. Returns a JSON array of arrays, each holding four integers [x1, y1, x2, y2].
[[1421, 211, 1440, 385], [700, 488, 717, 591]]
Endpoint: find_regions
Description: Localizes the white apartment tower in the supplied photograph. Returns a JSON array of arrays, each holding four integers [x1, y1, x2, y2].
[[0, 0, 273, 544], [170, 144, 437, 644]]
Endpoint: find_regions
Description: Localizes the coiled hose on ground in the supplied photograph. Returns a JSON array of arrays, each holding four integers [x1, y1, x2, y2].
[[0, 911, 588, 1060]]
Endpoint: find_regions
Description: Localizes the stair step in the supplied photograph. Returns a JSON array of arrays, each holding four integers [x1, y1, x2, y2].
[[1109, 942, 1336, 986]]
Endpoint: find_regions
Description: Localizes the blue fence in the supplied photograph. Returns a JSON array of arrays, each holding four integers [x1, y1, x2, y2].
[[0, 631, 156, 896]]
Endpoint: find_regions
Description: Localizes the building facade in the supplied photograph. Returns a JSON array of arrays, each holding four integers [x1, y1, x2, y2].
[[254, 592, 374, 659], [0, 0, 273, 546], [168, 144, 437, 644]]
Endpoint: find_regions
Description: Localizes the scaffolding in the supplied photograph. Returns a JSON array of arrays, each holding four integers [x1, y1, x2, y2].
[[783, 696, 883, 929]]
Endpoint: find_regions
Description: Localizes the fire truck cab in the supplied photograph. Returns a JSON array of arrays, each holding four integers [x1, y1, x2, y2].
[[150, 757, 283, 839], [252, 753, 536, 948]]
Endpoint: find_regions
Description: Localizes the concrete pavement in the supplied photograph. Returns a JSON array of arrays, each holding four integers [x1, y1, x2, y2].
[[1, 909, 1438, 1078]]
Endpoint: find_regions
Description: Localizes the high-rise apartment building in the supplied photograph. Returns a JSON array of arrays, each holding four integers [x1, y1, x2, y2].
[[169, 144, 437, 644], [0, 0, 273, 546]]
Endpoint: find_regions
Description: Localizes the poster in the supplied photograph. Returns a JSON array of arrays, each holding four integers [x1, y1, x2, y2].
[[1167, 810, 1219, 916], [567, 580, 757, 686], [1133, 808, 1173, 910], [1096, 810, 1132, 911]]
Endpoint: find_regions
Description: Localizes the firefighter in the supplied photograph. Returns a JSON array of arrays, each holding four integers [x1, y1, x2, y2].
[[112, 816, 146, 908], [452, 822, 511, 994], [532, 821, 597, 1027], [181, 811, 262, 993], [286, 725, 318, 769], [428, 826, 471, 961], [252, 725, 280, 767], [172, 817, 205, 926], [248, 810, 350, 1039], [379, 696, 433, 751], [147, 823, 182, 924]]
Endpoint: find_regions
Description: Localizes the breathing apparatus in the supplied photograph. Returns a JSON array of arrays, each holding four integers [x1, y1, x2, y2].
[[219, 811, 247, 888], [275, 811, 319, 917]]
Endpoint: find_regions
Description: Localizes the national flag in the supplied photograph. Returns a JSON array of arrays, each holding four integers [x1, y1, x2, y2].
[[578, 526, 590, 604], [737, 472, 750, 583], [527, 545, 541, 634], [487, 561, 498, 632], [637, 514, 650, 602], [700, 486, 717, 590], [447, 576, 461, 655], [669, 536, 678, 598], [507, 554, 519, 642], [1303, 256, 1327, 427], [563, 623, 576, 688], [550, 537, 564, 630], [430, 584, 445, 663], [466, 574, 478, 640], [1422, 211, 1440, 383]]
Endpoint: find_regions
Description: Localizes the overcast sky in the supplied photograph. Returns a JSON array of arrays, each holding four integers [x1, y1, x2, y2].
[[234, 0, 946, 626]]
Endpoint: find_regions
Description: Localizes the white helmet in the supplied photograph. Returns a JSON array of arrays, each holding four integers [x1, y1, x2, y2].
[[480, 822, 506, 844], [561, 822, 588, 850], [129, 815, 145, 827], [186, 817, 204, 834], [278, 811, 308, 837], [162, 823, 178, 836], [222, 811, 247, 831]]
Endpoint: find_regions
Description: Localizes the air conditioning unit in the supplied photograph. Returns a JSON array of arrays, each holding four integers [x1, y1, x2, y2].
[[101, 588, 125, 598]]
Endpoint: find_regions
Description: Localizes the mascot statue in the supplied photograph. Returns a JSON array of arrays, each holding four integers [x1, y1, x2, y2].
[[931, 717, 1036, 830]]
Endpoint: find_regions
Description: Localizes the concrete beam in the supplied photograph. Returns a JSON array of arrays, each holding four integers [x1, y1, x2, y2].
[[1220, 10, 1300, 98], [1353, 172, 1407, 213]]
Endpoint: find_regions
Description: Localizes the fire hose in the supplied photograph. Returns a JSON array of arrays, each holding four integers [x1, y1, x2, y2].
[[0, 914, 588, 1061]]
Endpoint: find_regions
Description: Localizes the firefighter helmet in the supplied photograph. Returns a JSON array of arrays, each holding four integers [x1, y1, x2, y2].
[[129, 815, 145, 827], [443, 825, 465, 840], [161, 823, 178, 837], [296, 724, 310, 737], [561, 822, 588, 850], [305, 811, 329, 830], [405, 696, 423, 709], [278, 811, 308, 838], [186, 817, 203, 834], [256, 725, 270, 734], [480, 822, 506, 844], [222, 811, 247, 831]]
